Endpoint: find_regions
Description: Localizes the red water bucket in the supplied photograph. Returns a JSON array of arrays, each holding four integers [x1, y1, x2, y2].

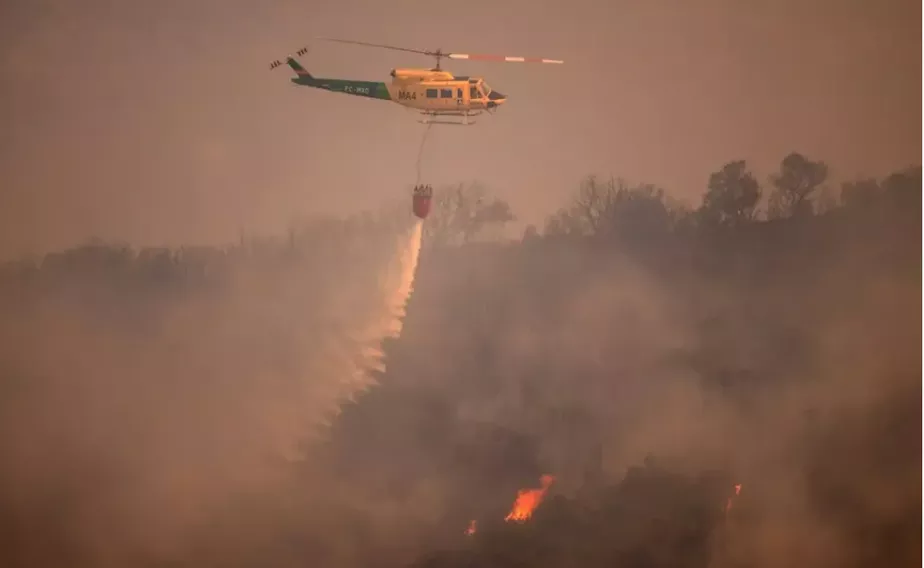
[[412, 185, 433, 219]]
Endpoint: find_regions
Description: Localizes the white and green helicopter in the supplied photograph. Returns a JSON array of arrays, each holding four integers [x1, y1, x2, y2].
[[270, 37, 563, 125]]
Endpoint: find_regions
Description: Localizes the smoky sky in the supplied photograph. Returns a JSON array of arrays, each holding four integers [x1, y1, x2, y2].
[[0, 0, 920, 259]]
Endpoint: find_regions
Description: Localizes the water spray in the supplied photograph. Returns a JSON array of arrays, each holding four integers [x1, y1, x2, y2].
[[348, 220, 424, 392]]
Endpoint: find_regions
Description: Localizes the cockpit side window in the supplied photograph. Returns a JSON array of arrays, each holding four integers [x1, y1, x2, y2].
[[469, 86, 479, 99]]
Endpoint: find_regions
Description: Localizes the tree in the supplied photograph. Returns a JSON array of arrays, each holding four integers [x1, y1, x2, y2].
[[544, 207, 587, 237], [698, 160, 762, 228], [766, 152, 829, 219], [840, 178, 881, 209], [881, 166, 922, 210], [610, 182, 673, 240], [424, 183, 516, 247], [544, 175, 672, 240]]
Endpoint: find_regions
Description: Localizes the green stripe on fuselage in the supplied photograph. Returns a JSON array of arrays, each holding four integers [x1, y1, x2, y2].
[[292, 77, 391, 101]]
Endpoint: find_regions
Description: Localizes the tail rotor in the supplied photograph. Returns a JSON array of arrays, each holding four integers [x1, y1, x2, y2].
[[269, 45, 310, 71]]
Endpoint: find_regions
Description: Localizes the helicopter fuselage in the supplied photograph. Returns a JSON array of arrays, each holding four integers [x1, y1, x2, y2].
[[290, 67, 507, 114]]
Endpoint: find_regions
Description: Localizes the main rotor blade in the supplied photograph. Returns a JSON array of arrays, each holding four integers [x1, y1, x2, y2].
[[447, 53, 563, 64], [316, 37, 435, 57]]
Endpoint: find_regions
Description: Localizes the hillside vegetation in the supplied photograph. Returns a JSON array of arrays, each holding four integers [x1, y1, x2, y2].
[[0, 154, 919, 568]]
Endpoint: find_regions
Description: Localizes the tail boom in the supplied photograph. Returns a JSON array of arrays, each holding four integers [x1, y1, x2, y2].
[[270, 51, 391, 101], [294, 77, 391, 101]]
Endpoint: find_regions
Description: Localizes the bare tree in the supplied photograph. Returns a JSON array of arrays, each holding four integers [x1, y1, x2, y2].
[[543, 175, 672, 240], [544, 207, 586, 237], [424, 182, 515, 247]]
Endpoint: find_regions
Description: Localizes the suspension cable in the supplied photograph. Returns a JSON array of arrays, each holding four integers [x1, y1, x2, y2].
[[415, 122, 433, 186]]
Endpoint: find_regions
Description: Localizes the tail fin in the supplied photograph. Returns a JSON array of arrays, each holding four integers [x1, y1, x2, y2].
[[269, 46, 313, 78]]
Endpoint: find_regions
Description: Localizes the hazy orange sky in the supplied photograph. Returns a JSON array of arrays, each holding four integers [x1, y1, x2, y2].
[[1, 0, 920, 258]]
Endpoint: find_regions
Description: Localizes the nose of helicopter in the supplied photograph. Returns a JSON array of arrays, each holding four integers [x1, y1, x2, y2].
[[486, 90, 507, 109]]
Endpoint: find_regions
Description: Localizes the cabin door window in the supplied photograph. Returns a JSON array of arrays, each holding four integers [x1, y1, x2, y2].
[[439, 88, 453, 109]]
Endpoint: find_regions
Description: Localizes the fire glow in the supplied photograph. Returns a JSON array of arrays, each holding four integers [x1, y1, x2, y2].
[[504, 474, 556, 522], [725, 483, 742, 515]]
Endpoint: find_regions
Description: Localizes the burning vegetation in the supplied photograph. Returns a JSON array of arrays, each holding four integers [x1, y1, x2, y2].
[[503, 474, 555, 522], [463, 474, 554, 537], [412, 460, 744, 568]]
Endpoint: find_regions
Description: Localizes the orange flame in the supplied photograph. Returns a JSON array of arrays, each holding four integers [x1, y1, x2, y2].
[[504, 474, 555, 522], [464, 519, 477, 535]]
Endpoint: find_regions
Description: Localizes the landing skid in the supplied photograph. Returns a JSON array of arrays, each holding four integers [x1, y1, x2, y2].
[[417, 118, 475, 126], [416, 110, 482, 126]]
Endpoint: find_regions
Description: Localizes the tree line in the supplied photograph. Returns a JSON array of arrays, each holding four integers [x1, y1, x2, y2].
[[1, 151, 918, 273], [437, 151, 920, 246]]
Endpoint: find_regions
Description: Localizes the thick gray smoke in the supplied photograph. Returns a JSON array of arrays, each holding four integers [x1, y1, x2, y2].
[[0, 214, 425, 566], [0, 185, 918, 568]]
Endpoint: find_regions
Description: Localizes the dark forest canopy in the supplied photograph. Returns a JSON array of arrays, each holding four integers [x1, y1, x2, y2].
[[1, 152, 919, 267], [0, 153, 920, 568]]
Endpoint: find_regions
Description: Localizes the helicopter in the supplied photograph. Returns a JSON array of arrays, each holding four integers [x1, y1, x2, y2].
[[269, 37, 563, 126]]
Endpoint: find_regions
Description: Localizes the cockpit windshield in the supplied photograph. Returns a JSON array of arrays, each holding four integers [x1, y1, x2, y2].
[[468, 79, 493, 100]]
